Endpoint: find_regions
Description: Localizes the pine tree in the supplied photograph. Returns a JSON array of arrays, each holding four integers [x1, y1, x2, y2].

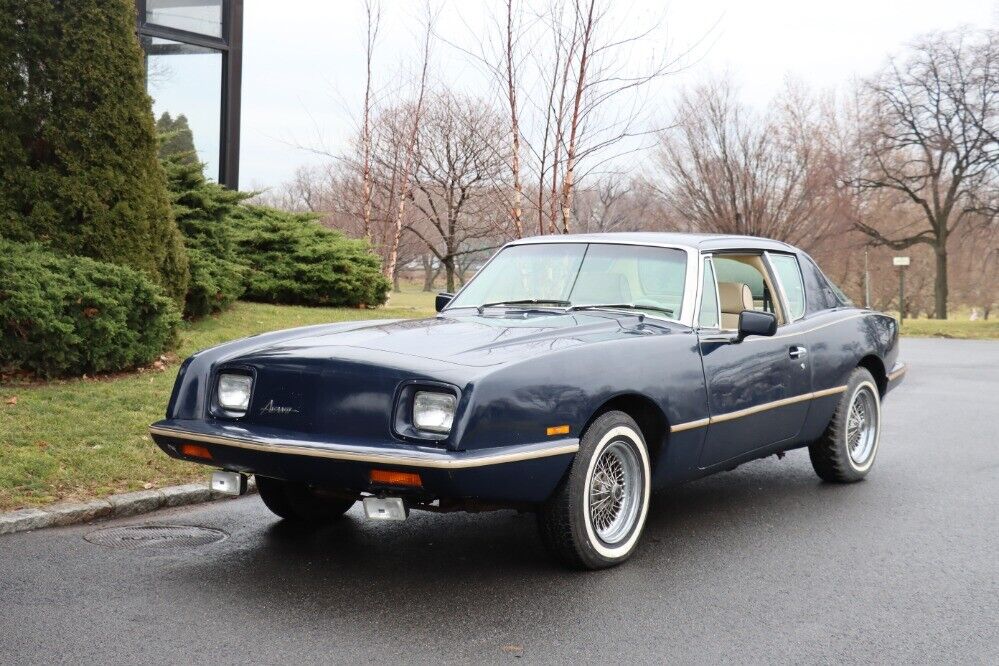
[[156, 112, 198, 163], [0, 0, 189, 303], [162, 151, 248, 317]]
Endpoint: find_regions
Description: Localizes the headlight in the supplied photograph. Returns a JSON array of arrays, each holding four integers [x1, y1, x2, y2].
[[218, 373, 252, 413], [412, 391, 456, 434]]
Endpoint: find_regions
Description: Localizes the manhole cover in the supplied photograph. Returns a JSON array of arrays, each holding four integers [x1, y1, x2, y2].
[[84, 524, 228, 549]]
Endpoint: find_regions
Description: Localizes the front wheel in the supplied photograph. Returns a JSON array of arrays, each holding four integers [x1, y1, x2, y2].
[[808, 367, 882, 483], [256, 476, 355, 524], [538, 411, 651, 569]]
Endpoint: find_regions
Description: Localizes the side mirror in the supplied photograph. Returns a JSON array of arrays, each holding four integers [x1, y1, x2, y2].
[[435, 292, 454, 313], [737, 310, 777, 341]]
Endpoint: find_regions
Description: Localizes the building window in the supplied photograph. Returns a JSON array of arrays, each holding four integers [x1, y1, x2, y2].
[[136, 0, 242, 188], [143, 37, 223, 179], [146, 0, 223, 38]]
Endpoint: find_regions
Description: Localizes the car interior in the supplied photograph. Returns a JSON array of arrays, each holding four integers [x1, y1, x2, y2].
[[710, 254, 787, 330], [568, 251, 686, 316], [571, 272, 632, 303]]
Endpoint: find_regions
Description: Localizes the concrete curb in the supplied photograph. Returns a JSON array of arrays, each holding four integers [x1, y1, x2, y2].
[[0, 477, 257, 536]]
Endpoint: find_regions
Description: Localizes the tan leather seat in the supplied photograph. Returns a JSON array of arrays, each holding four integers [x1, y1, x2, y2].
[[718, 282, 753, 330]]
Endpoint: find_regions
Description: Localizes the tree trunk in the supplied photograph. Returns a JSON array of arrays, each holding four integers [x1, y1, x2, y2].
[[383, 11, 430, 282], [511, 137, 523, 237], [422, 255, 435, 292], [444, 258, 456, 293], [934, 244, 948, 320], [385, 208, 404, 281], [361, 0, 377, 240], [505, 0, 524, 239], [559, 168, 574, 234], [559, 0, 596, 235]]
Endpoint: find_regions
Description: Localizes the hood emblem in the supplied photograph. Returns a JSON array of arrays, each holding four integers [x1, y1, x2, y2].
[[259, 399, 299, 415]]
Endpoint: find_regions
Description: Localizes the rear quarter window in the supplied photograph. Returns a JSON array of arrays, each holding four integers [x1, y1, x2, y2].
[[800, 255, 849, 311]]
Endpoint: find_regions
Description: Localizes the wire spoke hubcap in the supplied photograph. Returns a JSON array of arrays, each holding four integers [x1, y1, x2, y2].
[[588, 440, 642, 545], [847, 386, 878, 465]]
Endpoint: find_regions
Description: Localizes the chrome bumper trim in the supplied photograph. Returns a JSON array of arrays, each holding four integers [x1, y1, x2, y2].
[[150, 425, 579, 469]]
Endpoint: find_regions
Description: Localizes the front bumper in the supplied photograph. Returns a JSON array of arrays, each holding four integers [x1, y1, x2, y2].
[[149, 420, 578, 504]]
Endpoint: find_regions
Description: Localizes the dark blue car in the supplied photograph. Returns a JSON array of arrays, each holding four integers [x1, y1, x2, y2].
[[151, 233, 905, 569]]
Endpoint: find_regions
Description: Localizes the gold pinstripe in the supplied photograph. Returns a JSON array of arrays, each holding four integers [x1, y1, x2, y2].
[[669, 417, 710, 433], [669, 385, 848, 433]]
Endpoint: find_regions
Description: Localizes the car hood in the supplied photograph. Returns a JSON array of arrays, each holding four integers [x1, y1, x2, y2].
[[237, 311, 676, 369]]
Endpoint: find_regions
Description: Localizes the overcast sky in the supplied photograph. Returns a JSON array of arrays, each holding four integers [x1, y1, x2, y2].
[[238, 0, 998, 190]]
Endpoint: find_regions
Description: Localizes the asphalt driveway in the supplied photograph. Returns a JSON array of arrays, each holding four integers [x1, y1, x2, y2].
[[1, 338, 997, 664]]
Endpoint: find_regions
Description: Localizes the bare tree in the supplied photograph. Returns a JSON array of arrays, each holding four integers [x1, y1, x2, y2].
[[369, 104, 410, 265], [420, 252, 442, 291], [848, 28, 999, 319], [360, 0, 380, 240], [442, 0, 689, 236], [383, 5, 434, 281], [953, 221, 999, 318], [251, 164, 331, 213], [536, 0, 690, 234], [656, 77, 840, 250], [405, 92, 511, 291], [558, 0, 597, 233], [505, 0, 525, 238]]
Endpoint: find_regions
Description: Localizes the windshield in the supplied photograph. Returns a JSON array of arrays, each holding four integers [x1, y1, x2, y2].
[[448, 243, 688, 319]]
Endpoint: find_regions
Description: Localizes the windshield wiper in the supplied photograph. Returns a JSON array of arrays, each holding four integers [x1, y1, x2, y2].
[[569, 303, 675, 318], [476, 299, 571, 314]]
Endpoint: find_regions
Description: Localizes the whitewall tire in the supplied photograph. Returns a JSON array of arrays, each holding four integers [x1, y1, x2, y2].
[[538, 411, 651, 569]]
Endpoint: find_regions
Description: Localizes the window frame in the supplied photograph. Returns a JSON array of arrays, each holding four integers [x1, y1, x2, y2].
[[136, 0, 242, 188], [140, 0, 229, 44], [764, 251, 807, 324], [694, 253, 722, 331], [706, 250, 789, 329]]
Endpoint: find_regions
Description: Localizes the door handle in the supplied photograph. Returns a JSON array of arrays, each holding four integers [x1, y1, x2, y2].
[[789, 345, 807, 359]]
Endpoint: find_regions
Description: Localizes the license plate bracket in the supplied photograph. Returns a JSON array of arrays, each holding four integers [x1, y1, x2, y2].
[[363, 496, 408, 521], [211, 471, 248, 496]]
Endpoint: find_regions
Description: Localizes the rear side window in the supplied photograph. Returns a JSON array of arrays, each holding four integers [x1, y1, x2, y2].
[[800, 255, 851, 311], [769, 254, 806, 320], [825, 276, 852, 306]]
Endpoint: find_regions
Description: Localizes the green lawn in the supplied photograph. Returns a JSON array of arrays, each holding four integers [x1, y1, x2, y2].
[[0, 292, 436, 511], [898, 317, 999, 340]]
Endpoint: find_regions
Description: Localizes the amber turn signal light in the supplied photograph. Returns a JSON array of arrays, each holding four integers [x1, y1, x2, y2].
[[179, 443, 213, 460], [369, 469, 422, 487], [546, 424, 570, 436]]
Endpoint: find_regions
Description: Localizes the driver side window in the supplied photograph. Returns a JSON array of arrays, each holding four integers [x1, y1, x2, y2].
[[711, 255, 786, 330]]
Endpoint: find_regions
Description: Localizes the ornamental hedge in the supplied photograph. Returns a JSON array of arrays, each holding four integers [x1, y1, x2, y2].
[[0, 0, 189, 304], [162, 153, 248, 318], [0, 241, 180, 378], [226, 206, 390, 308]]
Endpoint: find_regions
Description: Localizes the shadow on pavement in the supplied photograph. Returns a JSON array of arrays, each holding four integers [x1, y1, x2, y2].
[[166, 456, 848, 635]]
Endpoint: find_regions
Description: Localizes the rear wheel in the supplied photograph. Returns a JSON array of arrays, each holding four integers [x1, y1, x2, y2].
[[809, 368, 882, 483], [255, 476, 355, 524], [538, 411, 651, 569]]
